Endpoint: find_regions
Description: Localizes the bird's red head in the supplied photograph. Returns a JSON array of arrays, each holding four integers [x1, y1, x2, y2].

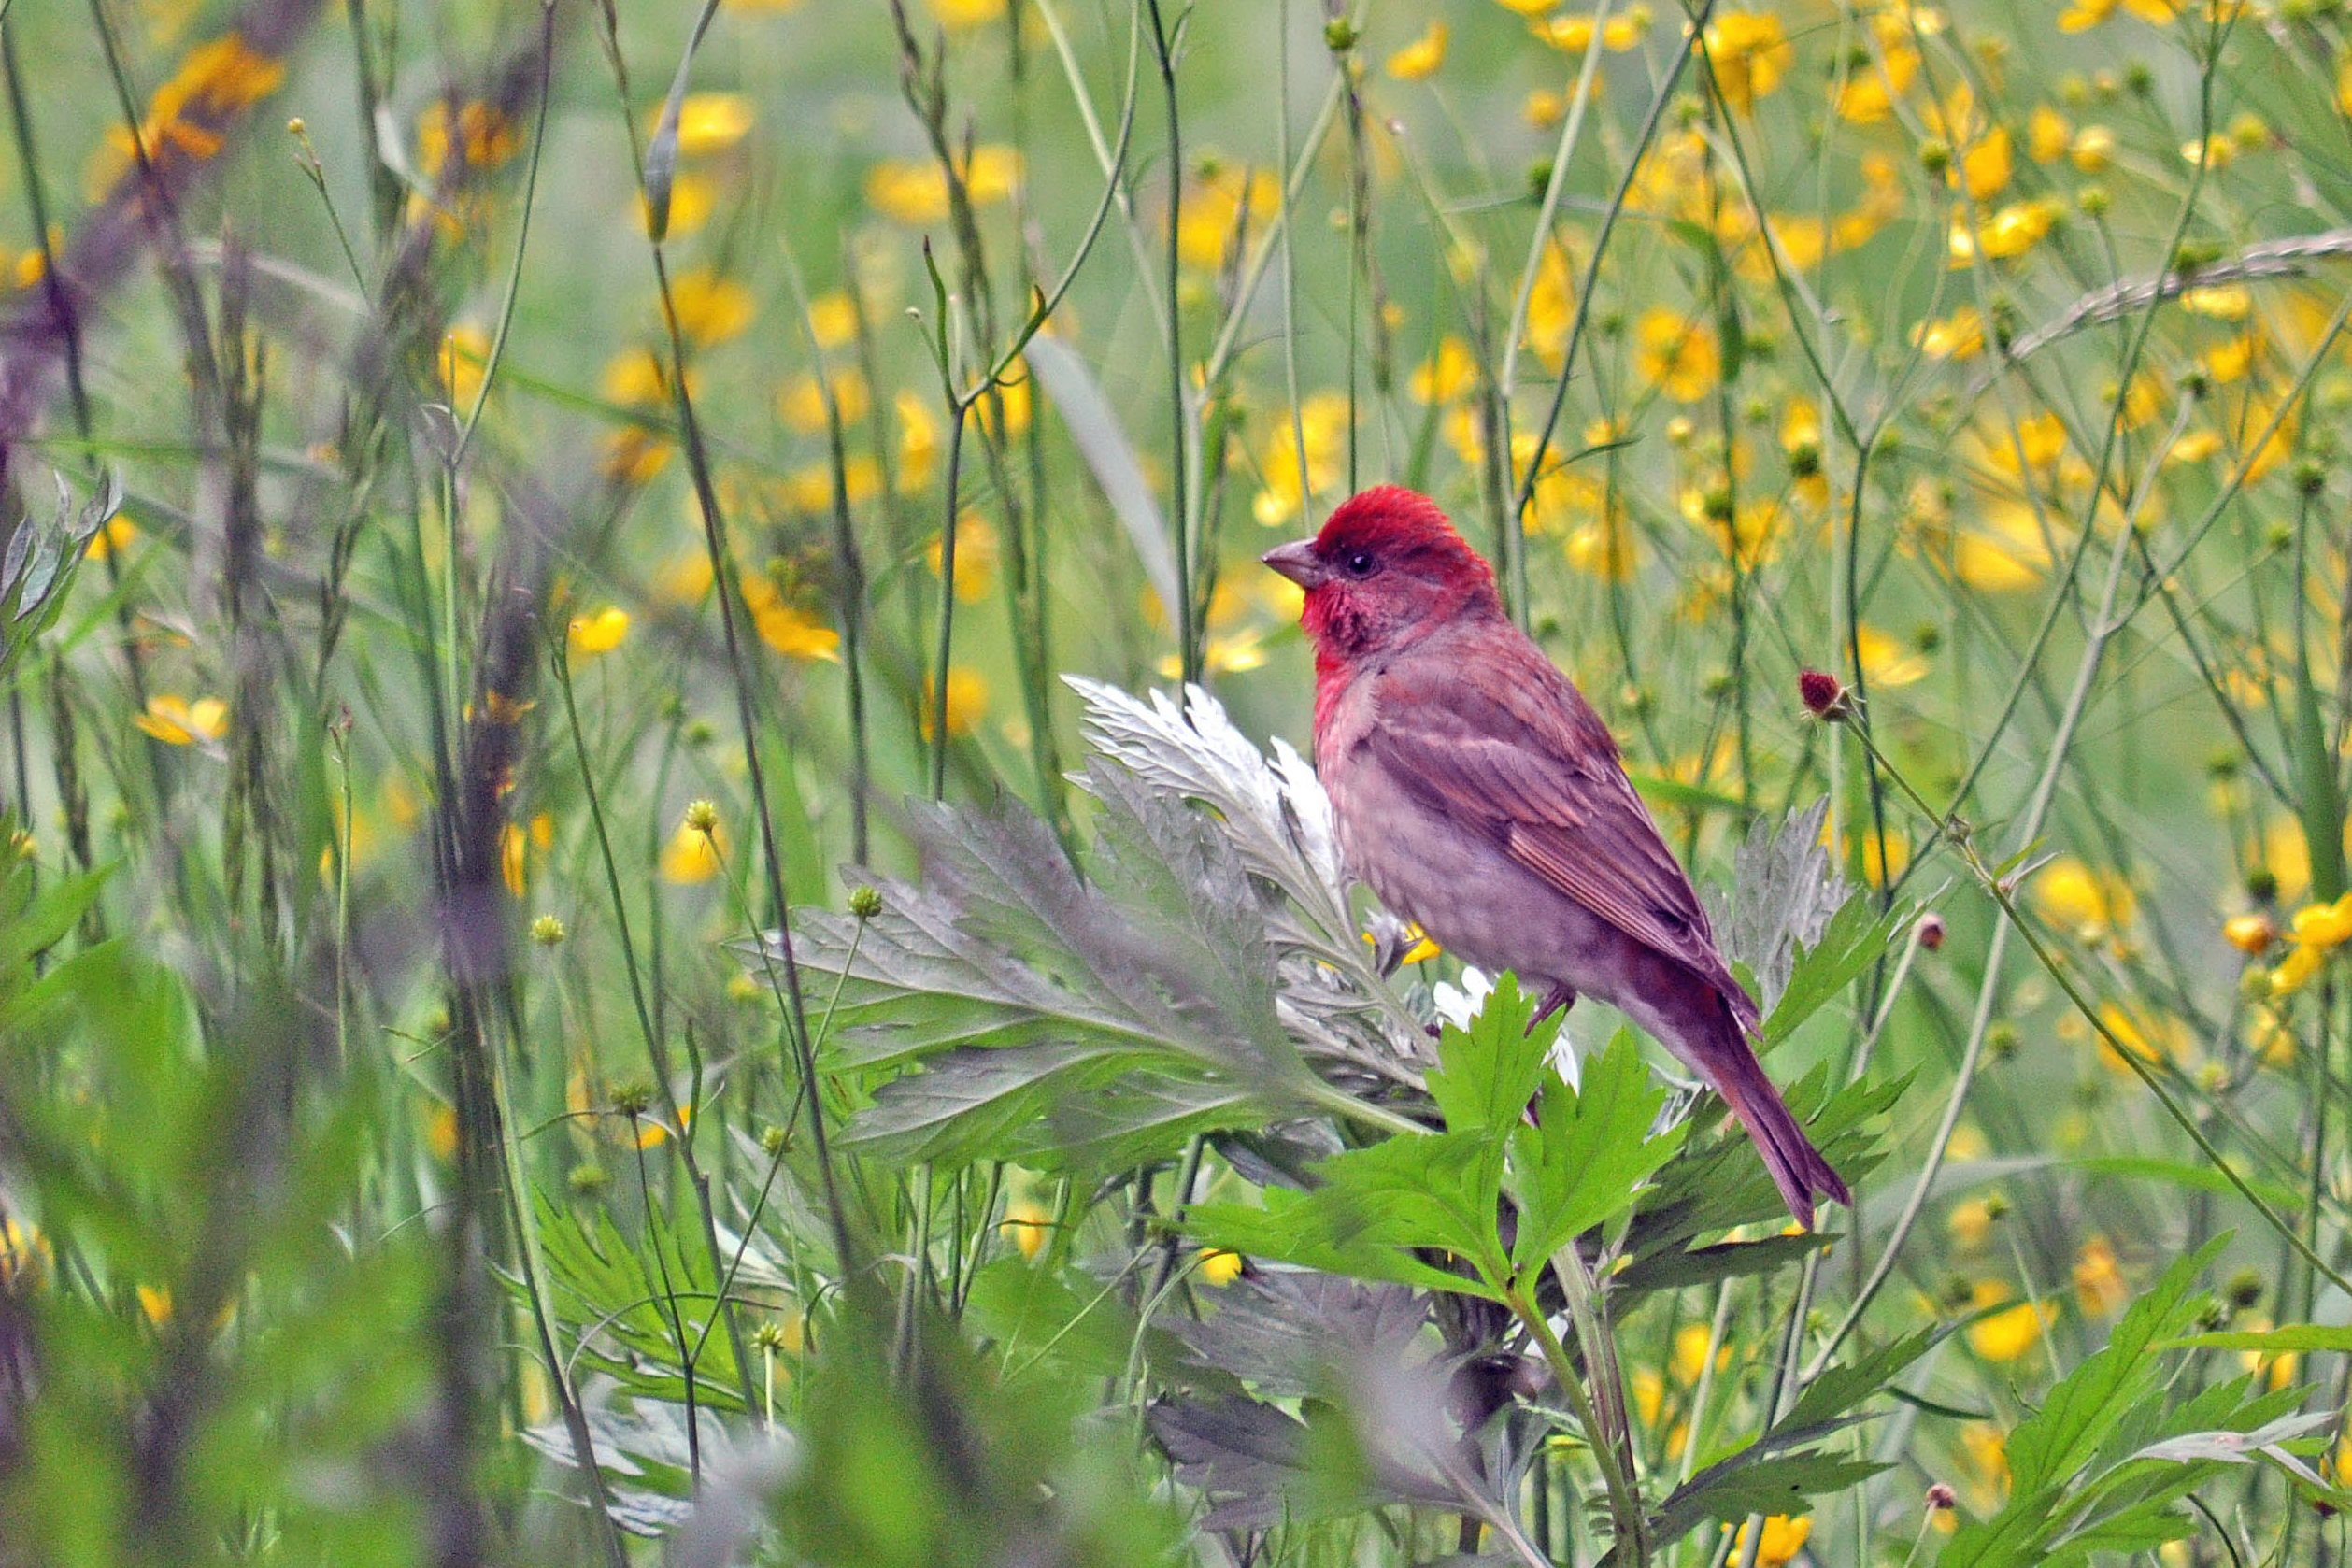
[[1262, 485, 1501, 663]]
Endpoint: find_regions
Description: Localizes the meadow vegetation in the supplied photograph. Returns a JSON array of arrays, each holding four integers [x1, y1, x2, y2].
[[2, 0, 2352, 1563]]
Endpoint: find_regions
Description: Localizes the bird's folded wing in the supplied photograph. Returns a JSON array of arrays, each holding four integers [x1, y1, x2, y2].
[[1365, 660, 1753, 1015]]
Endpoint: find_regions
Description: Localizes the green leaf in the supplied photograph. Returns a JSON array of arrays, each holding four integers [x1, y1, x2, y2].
[[2165, 1324, 2352, 1353], [1938, 1234, 2231, 1568], [1762, 891, 1908, 1044], [2003, 1234, 2227, 1497], [839, 1042, 1154, 1166], [1188, 1131, 1510, 1300], [1508, 1028, 1683, 1272], [1425, 971, 1552, 1136]]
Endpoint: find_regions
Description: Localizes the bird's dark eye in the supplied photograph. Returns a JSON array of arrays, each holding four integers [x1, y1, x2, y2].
[[1344, 549, 1376, 577]]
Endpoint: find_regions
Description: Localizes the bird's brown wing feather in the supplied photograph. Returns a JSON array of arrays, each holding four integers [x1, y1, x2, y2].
[[1362, 634, 1757, 1022]]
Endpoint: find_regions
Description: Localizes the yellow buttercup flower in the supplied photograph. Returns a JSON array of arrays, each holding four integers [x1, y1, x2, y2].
[[1702, 13, 1792, 112], [1948, 200, 2060, 264], [667, 269, 756, 347], [777, 368, 870, 435], [920, 667, 990, 740], [136, 694, 229, 746], [1856, 624, 1929, 688], [1532, 11, 1647, 51], [1732, 1515, 1810, 1568], [2270, 942, 2325, 997], [928, 0, 1005, 26], [568, 606, 631, 659], [1913, 306, 1985, 361], [661, 815, 727, 885], [1633, 308, 1719, 402], [86, 516, 141, 562], [1408, 336, 1478, 405], [437, 324, 490, 406], [1177, 164, 1281, 271], [668, 92, 753, 156], [2289, 893, 2352, 949], [806, 292, 860, 350], [1000, 1199, 1051, 1260], [2032, 856, 2135, 939], [2223, 913, 2277, 954], [1965, 1280, 2056, 1361], [1197, 1248, 1244, 1287], [1385, 21, 1447, 80], [2073, 1236, 2127, 1318], [927, 513, 1000, 604]]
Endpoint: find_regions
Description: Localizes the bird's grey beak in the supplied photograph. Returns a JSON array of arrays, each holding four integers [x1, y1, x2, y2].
[[1261, 539, 1327, 588]]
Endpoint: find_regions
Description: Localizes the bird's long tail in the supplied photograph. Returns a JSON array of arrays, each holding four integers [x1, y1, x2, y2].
[[1702, 1009, 1851, 1231]]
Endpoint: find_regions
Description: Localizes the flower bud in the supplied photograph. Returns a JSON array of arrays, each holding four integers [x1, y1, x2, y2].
[[848, 884, 885, 919], [1798, 668, 1857, 721], [1917, 912, 1946, 951]]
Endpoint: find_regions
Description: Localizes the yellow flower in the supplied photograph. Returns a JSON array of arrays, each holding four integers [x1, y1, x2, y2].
[[1702, 13, 1792, 113], [1385, 21, 1447, 80], [568, 606, 631, 659], [2289, 893, 2352, 949], [1732, 1515, 1811, 1568], [2032, 856, 2135, 938], [2223, 913, 2277, 954], [895, 391, 940, 491], [1409, 336, 1478, 405], [1913, 307, 1985, 362], [1524, 243, 1577, 368], [668, 269, 756, 347], [1524, 90, 1565, 129], [1856, 624, 1929, 688], [2028, 105, 2073, 162], [1633, 308, 1719, 402], [777, 368, 870, 435], [2200, 335, 2257, 384], [1948, 200, 2060, 264], [1832, 21, 1917, 124], [927, 513, 999, 603], [928, 0, 1005, 25], [1197, 1247, 1244, 1287], [1177, 164, 1282, 271], [670, 92, 752, 156], [741, 577, 841, 662], [1564, 517, 1640, 581], [417, 98, 518, 172], [661, 816, 727, 885], [1965, 1281, 2056, 1361], [1252, 391, 1353, 526], [807, 292, 860, 349], [2074, 1237, 2127, 1318], [976, 372, 1033, 438], [1671, 1322, 1729, 1384], [1000, 1199, 1051, 1260], [1948, 1197, 1997, 1249], [2089, 1002, 2184, 1076], [1, 1216, 48, 1288], [2183, 283, 2251, 321], [2271, 942, 2325, 997], [864, 146, 1021, 226], [438, 324, 489, 407], [920, 667, 990, 740], [86, 515, 140, 562], [135, 694, 228, 745], [86, 34, 285, 194], [1532, 11, 1647, 50]]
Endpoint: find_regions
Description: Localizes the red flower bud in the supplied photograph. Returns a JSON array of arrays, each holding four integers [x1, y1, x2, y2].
[[1917, 912, 1946, 950], [1799, 667, 1847, 720], [1926, 1482, 1958, 1511]]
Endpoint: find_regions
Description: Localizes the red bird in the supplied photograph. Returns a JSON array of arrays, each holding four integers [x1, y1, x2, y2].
[[1263, 485, 1850, 1228]]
